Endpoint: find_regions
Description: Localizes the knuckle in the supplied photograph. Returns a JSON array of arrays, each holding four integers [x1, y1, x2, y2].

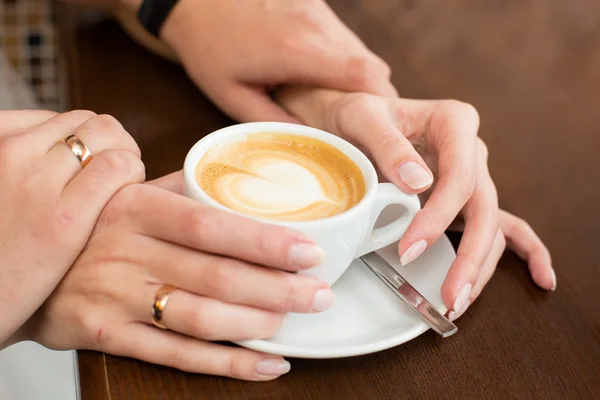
[[345, 55, 380, 86], [94, 149, 130, 174], [50, 207, 78, 240], [78, 310, 109, 350], [29, 203, 78, 247], [188, 206, 225, 240], [127, 181, 151, 204], [334, 93, 379, 133], [209, 261, 236, 298], [446, 100, 480, 126], [113, 184, 142, 210], [81, 114, 141, 158], [251, 224, 290, 261], [294, 3, 323, 31], [378, 57, 393, 79], [65, 109, 98, 123], [98, 184, 143, 226], [352, 93, 383, 114], [94, 150, 145, 182], [376, 130, 408, 154], [191, 307, 217, 340], [260, 312, 285, 338], [60, 110, 98, 129], [170, 348, 197, 372], [255, 228, 277, 257], [226, 353, 246, 379], [90, 114, 124, 132], [279, 34, 304, 54], [277, 276, 302, 312]]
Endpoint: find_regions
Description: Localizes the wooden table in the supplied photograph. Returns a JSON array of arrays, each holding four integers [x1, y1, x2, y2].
[[57, 1, 600, 399]]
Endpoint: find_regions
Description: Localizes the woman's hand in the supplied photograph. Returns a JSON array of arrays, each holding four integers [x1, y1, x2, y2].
[[28, 173, 333, 381], [129, 0, 396, 122], [0, 110, 144, 347], [278, 89, 555, 320]]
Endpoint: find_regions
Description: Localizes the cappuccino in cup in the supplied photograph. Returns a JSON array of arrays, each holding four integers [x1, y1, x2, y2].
[[184, 122, 420, 285], [195, 132, 366, 221]]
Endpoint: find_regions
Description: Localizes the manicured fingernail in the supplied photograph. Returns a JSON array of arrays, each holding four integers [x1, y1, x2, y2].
[[400, 239, 427, 265], [549, 268, 557, 292], [449, 283, 472, 321], [256, 359, 291, 376], [449, 300, 470, 321], [311, 289, 335, 312], [398, 161, 433, 190], [289, 243, 324, 269]]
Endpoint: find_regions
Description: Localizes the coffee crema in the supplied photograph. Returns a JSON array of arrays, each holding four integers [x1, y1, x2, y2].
[[195, 132, 366, 221]]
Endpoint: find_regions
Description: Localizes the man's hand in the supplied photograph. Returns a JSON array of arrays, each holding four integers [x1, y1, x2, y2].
[[154, 0, 396, 122]]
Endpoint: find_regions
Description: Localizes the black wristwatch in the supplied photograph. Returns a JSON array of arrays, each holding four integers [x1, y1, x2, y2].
[[137, 0, 179, 37]]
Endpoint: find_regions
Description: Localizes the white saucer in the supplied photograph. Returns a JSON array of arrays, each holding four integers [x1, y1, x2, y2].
[[237, 234, 456, 359]]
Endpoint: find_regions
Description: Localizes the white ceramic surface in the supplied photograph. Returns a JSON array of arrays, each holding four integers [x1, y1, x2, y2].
[[183, 122, 420, 286], [237, 234, 455, 358], [0, 343, 77, 400]]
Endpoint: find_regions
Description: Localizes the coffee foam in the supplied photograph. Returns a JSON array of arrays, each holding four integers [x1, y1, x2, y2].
[[196, 132, 366, 221]]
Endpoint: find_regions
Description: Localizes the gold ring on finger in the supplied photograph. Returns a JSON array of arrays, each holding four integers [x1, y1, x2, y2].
[[151, 284, 177, 330], [62, 134, 93, 168]]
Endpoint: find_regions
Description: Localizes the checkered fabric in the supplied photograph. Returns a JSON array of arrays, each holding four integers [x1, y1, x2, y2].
[[0, 0, 64, 111]]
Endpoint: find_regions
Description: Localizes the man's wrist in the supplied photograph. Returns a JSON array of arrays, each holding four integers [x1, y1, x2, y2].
[[157, 0, 195, 54], [120, 0, 187, 48]]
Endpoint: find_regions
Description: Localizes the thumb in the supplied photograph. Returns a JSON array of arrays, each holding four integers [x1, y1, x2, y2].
[[334, 97, 433, 194]]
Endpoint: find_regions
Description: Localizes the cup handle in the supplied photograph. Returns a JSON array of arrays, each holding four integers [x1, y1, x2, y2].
[[355, 183, 420, 257]]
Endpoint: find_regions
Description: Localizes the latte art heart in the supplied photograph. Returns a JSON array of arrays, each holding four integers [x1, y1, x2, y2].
[[215, 157, 335, 216], [196, 133, 366, 221]]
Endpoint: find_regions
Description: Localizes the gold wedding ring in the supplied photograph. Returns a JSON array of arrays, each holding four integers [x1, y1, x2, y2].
[[62, 134, 93, 167], [151, 284, 177, 330]]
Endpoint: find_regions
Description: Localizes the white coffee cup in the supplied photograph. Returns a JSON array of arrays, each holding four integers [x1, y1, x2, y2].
[[183, 122, 420, 286]]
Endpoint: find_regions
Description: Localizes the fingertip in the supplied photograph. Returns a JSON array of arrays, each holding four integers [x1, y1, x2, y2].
[[442, 280, 472, 320], [397, 161, 434, 193], [288, 242, 325, 271], [399, 239, 427, 266], [440, 282, 456, 312], [396, 208, 438, 256], [549, 267, 557, 292], [531, 262, 556, 291], [255, 358, 291, 380], [526, 246, 555, 291]]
